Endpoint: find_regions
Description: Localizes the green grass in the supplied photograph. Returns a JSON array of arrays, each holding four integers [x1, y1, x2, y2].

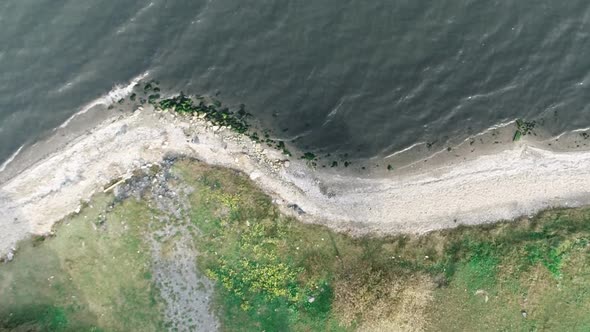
[[173, 162, 345, 331], [426, 212, 590, 331], [0, 195, 165, 331], [172, 160, 590, 331], [2, 159, 590, 331]]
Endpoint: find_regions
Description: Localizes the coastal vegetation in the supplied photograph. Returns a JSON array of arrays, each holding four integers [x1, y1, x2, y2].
[[2, 158, 590, 331], [513, 118, 536, 141], [144, 83, 294, 158], [2, 82, 583, 330], [127, 81, 360, 168]]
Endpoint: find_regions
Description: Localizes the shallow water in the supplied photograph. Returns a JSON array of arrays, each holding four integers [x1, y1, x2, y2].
[[1, 0, 590, 165]]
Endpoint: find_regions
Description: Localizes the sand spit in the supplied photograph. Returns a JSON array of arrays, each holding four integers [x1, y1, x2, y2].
[[2, 106, 590, 256]]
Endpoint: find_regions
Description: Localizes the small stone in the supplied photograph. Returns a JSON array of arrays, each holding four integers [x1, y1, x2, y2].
[[521, 310, 527, 318], [308, 297, 315, 303], [116, 124, 128, 136], [284, 161, 290, 168], [287, 204, 305, 215]]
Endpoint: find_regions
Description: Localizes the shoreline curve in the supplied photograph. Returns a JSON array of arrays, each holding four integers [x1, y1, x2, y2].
[[2, 104, 590, 257]]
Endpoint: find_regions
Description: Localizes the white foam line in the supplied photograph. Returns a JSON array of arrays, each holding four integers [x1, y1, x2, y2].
[[284, 130, 312, 142], [571, 126, 590, 134], [384, 120, 518, 170], [461, 84, 518, 102], [321, 94, 362, 127], [321, 98, 345, 127], [117, 2, 154, 34], [396, 147, 449, 171], [460, 119, 517, 144], [540, 127, 590, 142], [384, 142, 426, 159], [0, 145, 25, 173], [552, 131, 569, 141], [384, 120, 517, 162], [58, 71, 149, 129]]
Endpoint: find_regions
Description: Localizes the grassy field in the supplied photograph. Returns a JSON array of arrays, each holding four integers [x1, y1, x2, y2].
[[177, 161, 590, 331], [0, 195, 164, 331], [1, 159, 590, 331]]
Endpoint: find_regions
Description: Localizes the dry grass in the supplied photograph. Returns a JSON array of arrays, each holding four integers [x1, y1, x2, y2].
[[333, 270, 434, 331]]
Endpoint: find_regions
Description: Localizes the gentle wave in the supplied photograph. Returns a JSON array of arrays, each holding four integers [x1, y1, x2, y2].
[[58, 71, 149, 129], [116, 1, 155, 34], [321, 94, 362, 127], [383, 119, 518, 161], [550, 126, 590, 141], [0, 145, 24, 173], [384, 141, 426, 159], [459, 119, 518, 144], [0, 71, 149, 175]]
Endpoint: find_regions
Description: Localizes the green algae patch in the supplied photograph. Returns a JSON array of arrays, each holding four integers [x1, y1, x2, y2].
[[159, 93, 251, 134], [0, 195, 165, 331]]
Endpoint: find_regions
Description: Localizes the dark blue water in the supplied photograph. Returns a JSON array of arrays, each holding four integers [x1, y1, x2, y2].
[[1, 0, 590, 165]]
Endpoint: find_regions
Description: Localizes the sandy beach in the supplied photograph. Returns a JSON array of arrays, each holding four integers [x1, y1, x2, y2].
[[2, 105, 590, 257]]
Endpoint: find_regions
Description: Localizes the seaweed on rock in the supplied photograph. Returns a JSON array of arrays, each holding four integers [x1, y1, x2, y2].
[[158, 93, 249, 134], [301, 152, 316, 161], [155, 92, 303, 160], [513, 119, 536, 141]]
